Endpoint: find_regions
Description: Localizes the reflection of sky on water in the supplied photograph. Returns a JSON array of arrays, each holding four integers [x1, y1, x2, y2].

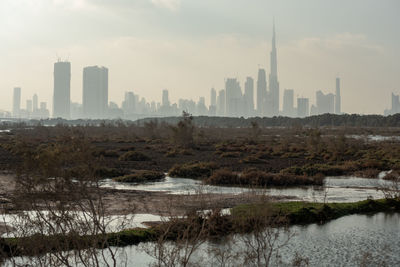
[[101, 174, 392, 203]]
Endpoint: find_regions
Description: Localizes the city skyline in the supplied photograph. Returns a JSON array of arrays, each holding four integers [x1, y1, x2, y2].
[[5, 23, 348, 120], [0, 0, 399, 115]]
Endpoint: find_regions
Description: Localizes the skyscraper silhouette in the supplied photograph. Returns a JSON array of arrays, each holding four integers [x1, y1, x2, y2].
[[162, 90, 170, 107], [33, 94, 38, 112], [83, 66, 109, 119], [244, 77, 254, 116], [283, 89, 294, 117], [12, 87, 21, 118], [225, 78, 242, 117], [257, 69, 267, 115], [53, 61, 71, 118], [269, 21, 280, 116], [335, 77, 341, 114], [297, 98, 309, 118]]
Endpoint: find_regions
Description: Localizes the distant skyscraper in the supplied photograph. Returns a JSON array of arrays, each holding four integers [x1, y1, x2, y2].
[[53, 61, 71, 118], [83, 66, 109, 118], [225, 78, 243, 117], [391, 93, 400, 114], [12, 87, 21, 118], [269, 21, 280, 116], [162, 89, 170, 107], [217, 90, 226, 116], [297, 98, 309, 118], [282, 89, 294, 117], [210, 88, 217, 116], [316, 91, 335, 115], [210, 88, 217, 107], [335, 78, 341, 114], [257, 69, 267, 115], [33, 94, 38, 111], [244, 77, 254, 116], [26, 100, 33, 114]]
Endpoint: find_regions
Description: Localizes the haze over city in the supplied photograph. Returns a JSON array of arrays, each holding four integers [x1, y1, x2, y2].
[[1, 0, 399, 116]]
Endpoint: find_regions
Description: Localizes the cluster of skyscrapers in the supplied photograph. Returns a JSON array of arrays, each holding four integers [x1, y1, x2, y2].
[[8, 23, 344, 120], [11, 87, 50, 119]]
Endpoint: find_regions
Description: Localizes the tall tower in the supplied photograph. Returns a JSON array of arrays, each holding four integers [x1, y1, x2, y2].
[[83, 66, 109, 119], [162, 89, 170, 107], [53, 61, 71, 118], [33, 94, 38, 111], [12, 87, 21, 118], [335, 77, 341, 114], [257, 69, 267, 115], [244, 77, 254, 116], [269, 20, 280, 116]]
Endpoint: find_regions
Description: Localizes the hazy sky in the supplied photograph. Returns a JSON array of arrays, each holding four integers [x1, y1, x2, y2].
[[0, 0, 399, 114]]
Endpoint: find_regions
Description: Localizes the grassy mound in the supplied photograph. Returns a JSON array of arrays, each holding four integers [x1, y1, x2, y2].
[[119, 151, 150, 161]]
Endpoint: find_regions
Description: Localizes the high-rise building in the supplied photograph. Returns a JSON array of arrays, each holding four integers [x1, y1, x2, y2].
[[217, 90, 226, 116], [316, 91, 335, 115], [210, 88, 217, 107], [269, 21, 280, 116], [297, 98, 309, 118], [162, 90, 170, 107], [225, 78, 242, 117], [282, 89, 295, 117], [33, 94, 38, 111], [12, 87, 21, 118], [391, 93, 400, 114], [257, 69, 267, 115], [83, 66, 109, 119], [53, 61, 71, 118], [209, 88, 217, 116], [26, 100, 33, 114], [244, 77, 254, 116], [197, 97, 208, 115], [335, 77, 341, 114]]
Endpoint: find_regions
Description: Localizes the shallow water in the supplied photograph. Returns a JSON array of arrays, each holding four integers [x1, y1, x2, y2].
[[0, 212, 165, 237], [101, 175, 390, 203], [98, 212, 400, 267], [347, 134, 400, 142], [7, 212, 400, 266]]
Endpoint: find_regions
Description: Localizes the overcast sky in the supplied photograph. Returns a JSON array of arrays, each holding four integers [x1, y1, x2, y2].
[[0, 0, 399, 114]]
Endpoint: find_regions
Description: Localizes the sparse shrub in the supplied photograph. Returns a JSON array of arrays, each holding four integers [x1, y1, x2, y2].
[[168, 162, 217, 179], [204, 169, 240, 185], [94, 167, 126, 178], [170, 111, 195, 148], [220, 151, 240, 158], [354, 168, 381, 178], [119, 146, 135, 152], [382, 172, 399, 181], [119, 151, 150, 161], [113, 171, 165, 183], [240, 155, 266, 164], [203, 169, 324, 187]]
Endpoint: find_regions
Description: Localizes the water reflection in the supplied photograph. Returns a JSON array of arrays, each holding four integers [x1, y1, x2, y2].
[[107, 212, 400, 267], [101, 175, 388, 203]]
